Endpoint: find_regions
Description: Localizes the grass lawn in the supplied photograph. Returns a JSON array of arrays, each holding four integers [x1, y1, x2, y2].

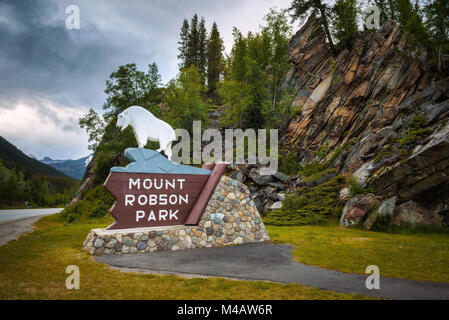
[[267, 225, 449, 284], [0, 214, 369, 300]]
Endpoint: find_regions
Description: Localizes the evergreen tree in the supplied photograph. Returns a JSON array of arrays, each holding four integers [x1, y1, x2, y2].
[[207, 22, 224, 99], [289, 0, 336, 54], [198, 17, 208, 85], [165, 65, 208, 134], [230, 28, 248, 83], [371, 0, 393, 26], [178, 19, 190, 68], [219, 8, 292, 130], [186, 14, 200, 68], [332, 0, 359, 49], [425, 0, 449, 72], [395, 0, 428, 47]]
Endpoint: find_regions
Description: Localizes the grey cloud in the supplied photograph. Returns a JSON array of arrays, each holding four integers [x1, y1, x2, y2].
[[0, 0, 292, 159]]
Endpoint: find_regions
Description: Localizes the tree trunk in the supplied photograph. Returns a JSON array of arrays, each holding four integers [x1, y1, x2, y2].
[[318, 5, 336, 55]]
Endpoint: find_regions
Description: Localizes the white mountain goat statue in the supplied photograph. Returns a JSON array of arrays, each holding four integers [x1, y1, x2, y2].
[[116, 106, 177, 161]]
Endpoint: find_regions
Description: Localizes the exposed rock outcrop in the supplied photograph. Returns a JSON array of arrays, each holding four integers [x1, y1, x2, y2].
[[282, 14, 449, 229]]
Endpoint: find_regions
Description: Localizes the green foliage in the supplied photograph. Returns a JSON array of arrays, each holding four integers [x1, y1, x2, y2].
[[292, 106, 303, 117], [370, 213, 394, 232], [178, 19, 190, 68], [178, 14, 208, 84], [219, 8, 292, 130], [103, 63, 163, 119], [374, 145, 395, 163], [0, 136, 68, 178], [79, 109, 106, 152], [399, 114, 433, 145], [165, 65, 209, 134], [398, 0, 429, 47], [264, 175, 347, 226], [61, 185, 114, 223], [279, 140, 352, 176], [219, 79, 251, 128], [424, 0, 449, 73], [0, 158, 78, 209], [370, 0, 448, 73], [400, 127, 434, 145], [332, 0, 360, 49], [349, 176, 374, 197], [207, 22, 224, 100], [370, 0, 397, 25], [289, 0, 336, 53], [372, 221, 449, 235]]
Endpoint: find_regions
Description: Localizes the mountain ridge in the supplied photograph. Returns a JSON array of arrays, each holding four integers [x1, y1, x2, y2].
[[0, 136, 69, 178], [40, 154, 92, 180]]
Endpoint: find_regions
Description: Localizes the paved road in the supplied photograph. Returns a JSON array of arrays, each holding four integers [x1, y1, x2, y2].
[[96, 243, 449, 300], [0, 208, 63, 246]]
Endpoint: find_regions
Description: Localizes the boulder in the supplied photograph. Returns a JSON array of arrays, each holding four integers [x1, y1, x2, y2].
[[340, 194, 380, 227], [269, 182, 286, 189], [372, 121, 449, 202], [249, 168, 274, 186], [269, 201, 284, 211], [363, 197, 396, 230], [392, 200, 444, 227], [353, 161, 376, 187], [273, 171, 290, 182], [339, 188, 351, 203], [230, 170, 246, 183]]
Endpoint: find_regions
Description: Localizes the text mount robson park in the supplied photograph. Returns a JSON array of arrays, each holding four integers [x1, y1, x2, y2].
[[104, 153, 227, 229], [84, 106, 270, 256]]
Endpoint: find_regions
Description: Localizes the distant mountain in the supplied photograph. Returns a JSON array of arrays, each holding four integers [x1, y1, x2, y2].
[[0, 136, 68, 178], [41, 154, 92, 180]]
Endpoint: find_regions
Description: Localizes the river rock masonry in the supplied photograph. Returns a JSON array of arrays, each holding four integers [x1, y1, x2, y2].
[[83, 176, 270, 255]]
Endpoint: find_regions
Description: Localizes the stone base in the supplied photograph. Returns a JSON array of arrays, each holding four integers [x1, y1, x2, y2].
[[83, 176, 270, 255]]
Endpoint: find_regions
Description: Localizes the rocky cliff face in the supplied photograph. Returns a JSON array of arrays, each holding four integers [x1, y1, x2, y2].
[[281, 14, 449, 228]]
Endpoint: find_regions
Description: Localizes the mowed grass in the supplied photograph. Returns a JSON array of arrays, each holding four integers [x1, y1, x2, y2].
[[267, 225, 449, 283], [0, 215, 369, 300]]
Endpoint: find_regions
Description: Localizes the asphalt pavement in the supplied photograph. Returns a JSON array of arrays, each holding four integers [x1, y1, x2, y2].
[[0, 208, 62, 246], [96, 243, 449, 300]]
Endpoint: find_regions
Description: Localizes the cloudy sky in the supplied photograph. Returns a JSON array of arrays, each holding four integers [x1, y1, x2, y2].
[[0, 0, 294, 160]]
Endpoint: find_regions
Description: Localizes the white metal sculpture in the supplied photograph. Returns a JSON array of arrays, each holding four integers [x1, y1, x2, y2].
[[116, 106, 176, 161]]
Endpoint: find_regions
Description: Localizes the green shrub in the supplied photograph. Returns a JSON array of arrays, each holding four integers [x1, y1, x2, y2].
[[292, 106, 302, 117], [374, 145, 395, 164], [279, 153, 302, 175], [400, 127, 433, 145], [61, 185, 114, 223], [349, 176, 373, 196], [264, 175, 346, 226], [303, 168, 338, 184], [399, 114, 433, 146]]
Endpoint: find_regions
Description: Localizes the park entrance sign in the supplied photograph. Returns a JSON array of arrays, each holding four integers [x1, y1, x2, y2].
[[104, 148, 227, 230], [83, 106, 270, 256]]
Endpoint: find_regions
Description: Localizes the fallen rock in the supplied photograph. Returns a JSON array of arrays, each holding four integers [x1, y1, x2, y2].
[[392, 199, 444, 227], [340, 194, 380, 227], [339, 188, 351, 203], [363, 197, 396, 230], [273, 171, 290, 182], [269, 201, 284, 210], [249, 168, 274, 186], [269, 182, 286, 189], [230, 170, 246, 183]]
